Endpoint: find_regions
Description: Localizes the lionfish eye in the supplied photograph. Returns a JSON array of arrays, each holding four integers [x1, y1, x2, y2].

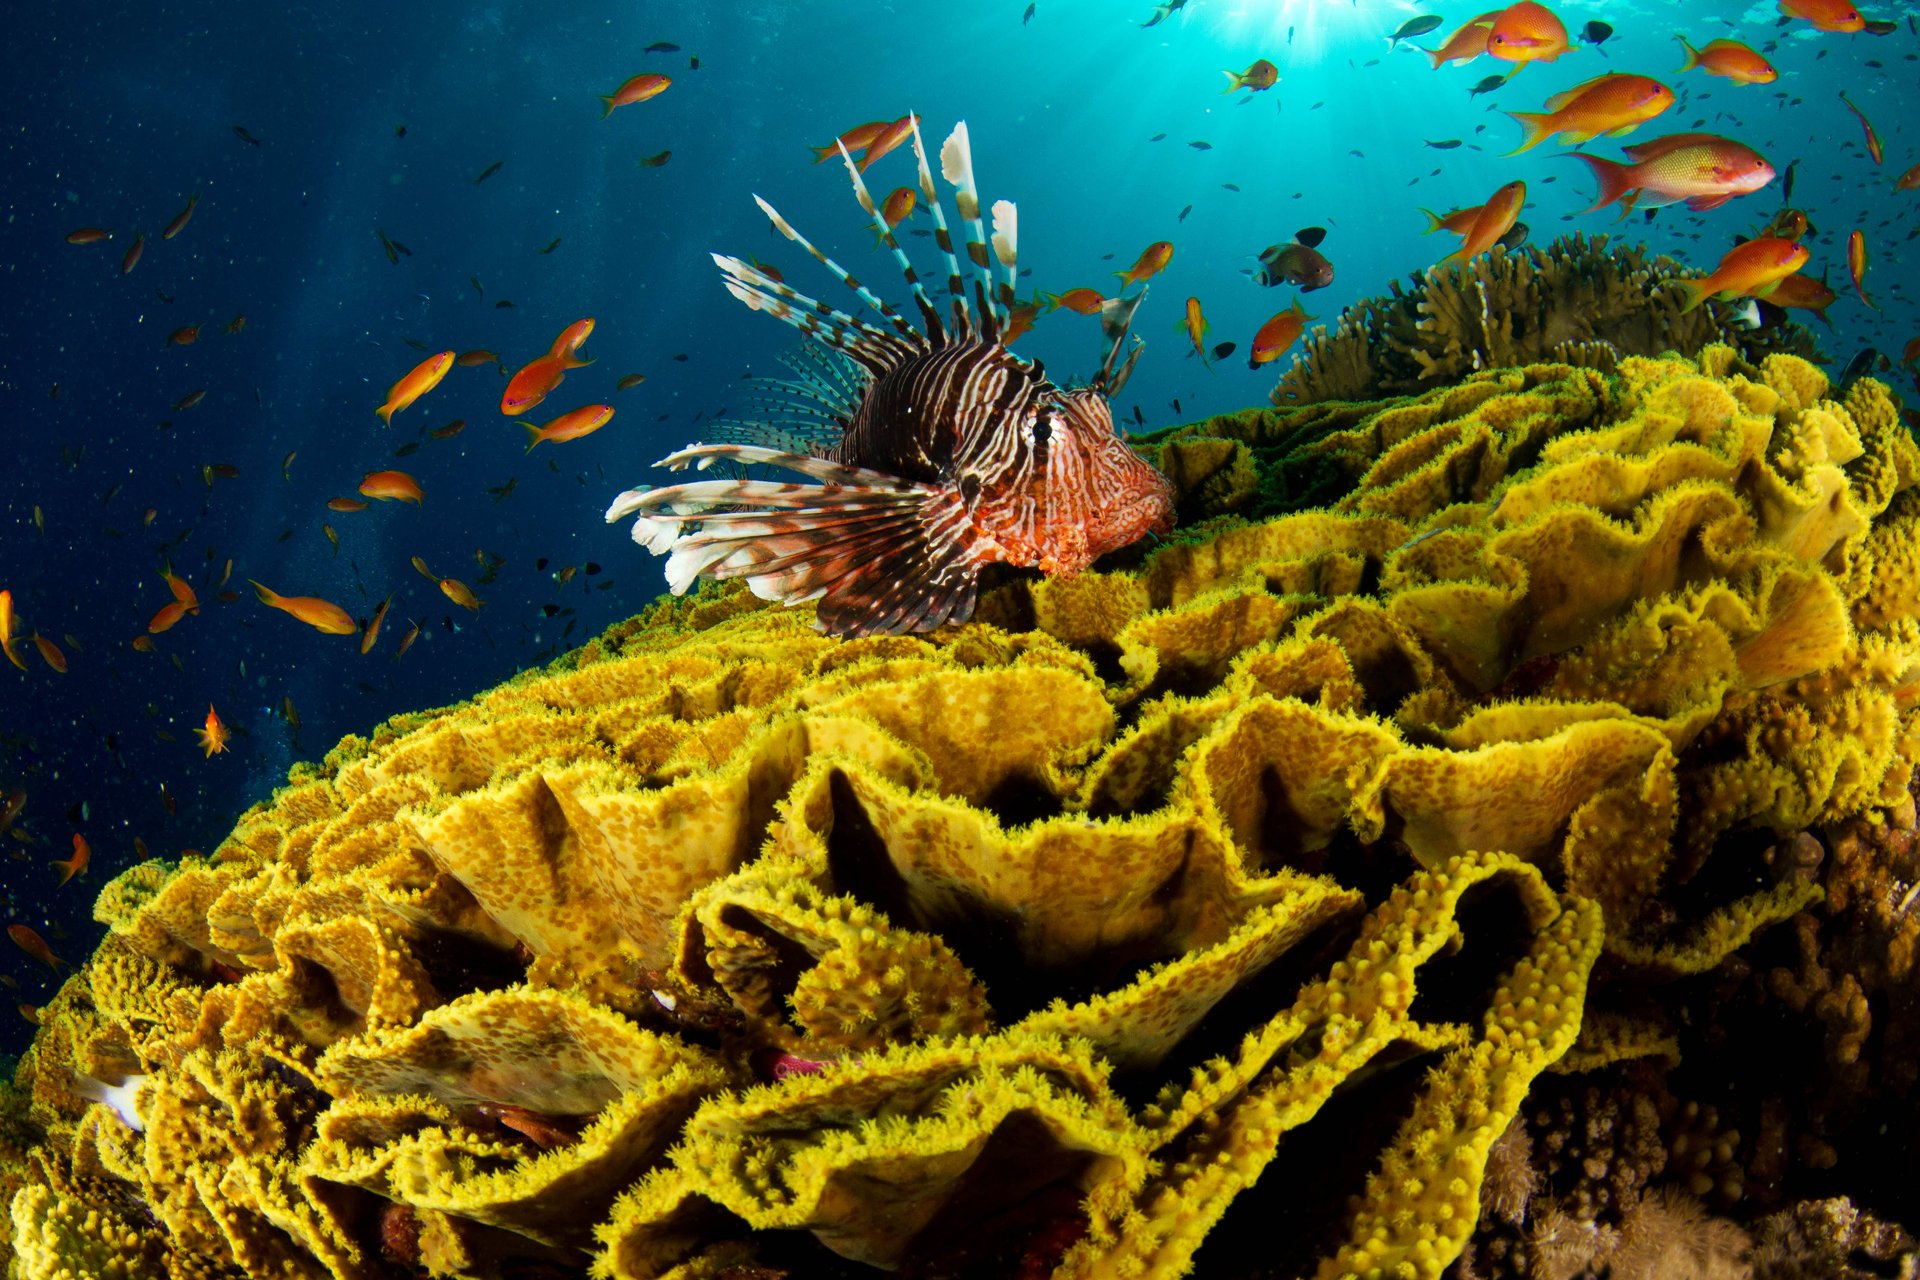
[[1033, 411, 1053, 445]]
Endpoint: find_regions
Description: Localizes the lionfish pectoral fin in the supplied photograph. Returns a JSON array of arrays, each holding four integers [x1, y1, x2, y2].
[[606, 448, 989, 637]]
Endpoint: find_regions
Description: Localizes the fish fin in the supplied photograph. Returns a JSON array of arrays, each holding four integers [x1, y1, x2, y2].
[[524, 424, 544, 452], [1566, 153, 1636, 214], [1503, 111, 1557, 155], [1294, 226, 1326, 248], [1541, 73, 1610, 112], [599, 96, 617, 119], [1675, 33, 1702, 72], [938, 122, 1003, 340], [1094, 290, 1148, 393], [990, 199, 1019, 329], [1220, 69, 1245, 93], [906, 116, 973, 341], [832, 139, 947, 342], [1418, 208, 1448, 234], [1672, 278, 1706, 314], [607, 448, 990, 637], [706, 345, 868, 457], [752, 194, 923, 346], [1685, 193, 1732, 211], [713, 254, 913, 373]]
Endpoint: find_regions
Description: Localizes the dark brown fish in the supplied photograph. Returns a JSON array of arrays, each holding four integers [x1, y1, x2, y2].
[[608, 116, 1174, 638], [1255, 226, 1334, 290]]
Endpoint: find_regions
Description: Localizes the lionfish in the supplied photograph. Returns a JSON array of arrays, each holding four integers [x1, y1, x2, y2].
[[605, 114, 1175, 638]]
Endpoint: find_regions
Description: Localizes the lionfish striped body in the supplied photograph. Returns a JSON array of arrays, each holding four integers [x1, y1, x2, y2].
[[605, 115, 1175, 638]]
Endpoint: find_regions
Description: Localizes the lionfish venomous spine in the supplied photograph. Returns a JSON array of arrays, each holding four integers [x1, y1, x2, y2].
[[606, 114, 1175, 638]]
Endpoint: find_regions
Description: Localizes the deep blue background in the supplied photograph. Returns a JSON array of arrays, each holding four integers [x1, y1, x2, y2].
[[2, 0, 1914, 1058]]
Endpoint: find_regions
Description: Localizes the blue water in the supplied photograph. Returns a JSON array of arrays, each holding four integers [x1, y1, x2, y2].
[[0, 0, 1913, 1057]]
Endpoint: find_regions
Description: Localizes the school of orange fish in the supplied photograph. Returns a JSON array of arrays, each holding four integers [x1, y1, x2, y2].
[[5, 0, 1919, 1019]]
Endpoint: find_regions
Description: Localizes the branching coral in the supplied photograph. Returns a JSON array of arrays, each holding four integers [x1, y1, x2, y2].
[[1266, 232, 1826, 407], [8, 349, 1918, 1280]]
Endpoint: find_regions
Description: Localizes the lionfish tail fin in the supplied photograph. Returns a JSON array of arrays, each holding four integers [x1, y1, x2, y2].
[[1094, 288, 1148, 392], [606, 446, 988, 637], [938, 121, 1003, 341]]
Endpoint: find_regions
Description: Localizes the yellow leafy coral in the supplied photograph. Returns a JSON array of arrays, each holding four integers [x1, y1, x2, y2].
[[7, 348, 1914, 1280]]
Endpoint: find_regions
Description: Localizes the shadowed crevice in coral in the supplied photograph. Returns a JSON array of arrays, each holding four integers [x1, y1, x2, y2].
[[1403, 877, 1541, 1029], [406, 925, 529, 1001], [899, 1111, 1100, 1273]]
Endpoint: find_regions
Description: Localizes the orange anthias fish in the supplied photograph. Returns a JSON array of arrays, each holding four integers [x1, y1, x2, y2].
[[439, 578, 484, 611], [51, 834, 89, 886], [1486, 1, 1569, 72], [1183, 297, 1210, 363], [502, 354, 568, 416], [1422, 205, 1486, 235], [147, 601, 188, 633], [197, 704, 230, 756], [607, 115, 1175, 640], [32, 634, 66, 674], [810, 120, 890, 163], [1838, 92, 1883, 165], [65, 227, 111, 245], [601, 73, 670, 117], [376, 350, 454, 425], [1903, 337, 1920, 367], [162, 565, 198, 612], [1767, 270, 1837, 325], [1425, 11, 1499, 68], [1672, 237, 1809, 313], [1847, 229, 1876, 310], [248, 581, 358, 634], [1041, 288, 1108, 315], [548, 318, 596, 369], [327, 496, 369, 512], [1249, 300, 1315, 366], [7, 924, 66, 971], [1675, 36, 1777, 84], [857, 115, 915, 172], [880, 186, 917, 228], [162, 194, 200, 240], [1504, 73, 1673, 154], [1444, 180, 1527, 264], [526, 404, 615, 450], [0, 588, 27, 671], [1116, 241, 1174, 289], [1899, 161, 1920, 191], [1570, 134, 1773, 215], [359, 470, 425, 503], [1777, 0, 1864, 32], [1223, 58, 1280, 93], [361, 596, 391, 655]]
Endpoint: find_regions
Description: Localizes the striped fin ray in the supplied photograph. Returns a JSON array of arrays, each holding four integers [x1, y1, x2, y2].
[[989, 199, 1019, 332], [751, 195, 921, 344], [1095, 289, 1148, 395], [604, 445, 989, 636], [703, 344, 872, 456], [712, 254, 908, 371], [833, 142, 947, 343], [907, 116, 973, 341], [938, 121, 1003, 342]]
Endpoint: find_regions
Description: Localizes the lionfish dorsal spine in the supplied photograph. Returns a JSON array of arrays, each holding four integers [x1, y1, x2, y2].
[[751, 194, 921, 345], [989, 198, 1019, 326], [938, 121, 1003, 342], [1095, 290, 1148, 394], [833, 142, 948, 344], [907, 115, 974, 342], [711, 253, 909, 371]]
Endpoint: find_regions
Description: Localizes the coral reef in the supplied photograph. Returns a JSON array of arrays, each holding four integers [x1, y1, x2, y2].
[[1267, 233, 1825, 407], [8, 348, 1920, 1280]]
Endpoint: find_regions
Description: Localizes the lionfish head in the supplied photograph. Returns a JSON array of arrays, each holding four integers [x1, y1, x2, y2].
[[1054, 385, 1176, 557]]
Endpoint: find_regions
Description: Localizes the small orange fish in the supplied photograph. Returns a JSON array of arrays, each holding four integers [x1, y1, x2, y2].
[[51, 834, 89, 886], [1250, 299, 1315, 366], [376, 350, 454, 426], [601, 73, 670, 117], [173, 388, 207, 411], [327, 496, 370, 513], [858, 116, 915, 173], [1422, 205, 1486, 235], [1183, 297, 1210, 362], [1675, 36, 1776, 84], [166, 325, 200, 347], [1777, 0, 1864, 32], [162, 566, 198, 610], [1002, 298, 1042, 345], [1572, 134, 1773, 215], [249, 581, 358, 634], [162, 194, 200, 240], [1486, 2, 1569, 72], [361, 596, 391, 655], [615, 374, 647, 392], [455, 349, 500, 367], [1444, 180, 1526, 264], [1673, 237, 1809, 313], [1223, 59, 1280, 93], [439, 578, 484, 611], [197, 704, 230, 757], [1847, 229, 1876, 310], [547, 318, 596, 370], [359, 470, 425, 503], [1505, 73, 1673, 154], [65, 227, 112, 245], [32, 634, 66, 674], [0, 589, 27, 671], [7, 924, 66, 971], [0, 790, 23, 835], [1838, 92, 1883, 165], [430, 419, 467, 439], [147, 600, 188, 634], [502, 353, 568, 416], [1426, 11, 1500, 68], [1901, 337, 1920, 367], [394, 617, 423, 660], [1115, 242, 1173, 289], [120, 233, 145, 275], [1040, 288, 1108, 315], [525, 404, 615, 450], [225, 314, 247, 334], [130, 635, 155, 652], [810, 120, 891, 163], [880, 186, 917, 228], [1899, 161, 1920, 192], [1767, 270, 1837, 324]]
